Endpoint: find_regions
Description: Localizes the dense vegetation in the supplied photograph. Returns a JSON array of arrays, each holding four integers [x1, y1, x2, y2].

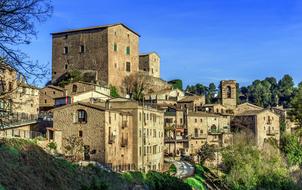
[[186, 74, 299, 108], [0, 138, 190, 190], [221, 134, 299, 190]]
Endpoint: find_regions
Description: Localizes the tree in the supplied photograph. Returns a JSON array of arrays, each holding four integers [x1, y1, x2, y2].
[[289, 84, 302, 128], [123, 72, 151, 101], [0, 0, 53, 83], [278, 74, 295, 108], [222, 133, 298, 190], [197, 142, 216, 164], [168, 79, 183, 90], [207, 83, 217, 103], [64, 135, 84, 162], [280, 134, 302, 166]]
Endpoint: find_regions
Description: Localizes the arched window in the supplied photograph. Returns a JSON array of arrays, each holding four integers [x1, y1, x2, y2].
[[226, 86, 232, 98], [77, 109, 87, 123], [72, 85, 77, 93]]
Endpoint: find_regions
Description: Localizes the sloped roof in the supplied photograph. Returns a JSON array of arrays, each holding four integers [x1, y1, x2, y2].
[[51, 102, 106, 112], [188, 111, 220, 117], [237, 102, 263, 110], [236, 109, 278, 117], [44, 85, 65, 92], [51, 23, 140, 37], [178, 96, 203, 103]]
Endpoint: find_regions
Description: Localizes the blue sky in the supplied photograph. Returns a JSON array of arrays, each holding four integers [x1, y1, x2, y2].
[[23, 0, 302, 87]]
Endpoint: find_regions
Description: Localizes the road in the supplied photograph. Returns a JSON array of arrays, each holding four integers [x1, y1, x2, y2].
[[173, 161, 194, 179]]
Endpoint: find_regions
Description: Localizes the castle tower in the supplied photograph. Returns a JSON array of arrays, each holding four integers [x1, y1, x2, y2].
[[220, 80, 237, 110]]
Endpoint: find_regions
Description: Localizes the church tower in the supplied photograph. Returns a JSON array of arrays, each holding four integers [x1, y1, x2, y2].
[[220, 80, 237, 110]]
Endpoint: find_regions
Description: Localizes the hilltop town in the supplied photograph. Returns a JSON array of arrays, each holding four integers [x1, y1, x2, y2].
[[1, 23, 298, 173], [1, 20, 302, 190]]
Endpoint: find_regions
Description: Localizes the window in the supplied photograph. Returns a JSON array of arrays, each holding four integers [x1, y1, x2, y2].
[[64, 35, 68, 39], [226, 86, 232, 98], [126, 62, 131, 72], [126, 46, 130, 55], [195, 118, 197, 123], [151, 68, 154, 74], [53, 91, 56, 95], [79, 131, 83, 137], [72, 85, 77, 93], [194, 128, 199, 137], [63, 46, 68, 54], [8, 82, 13, 91], [77, 110, 87, 123], [180, 118, 183, 124], [79, 45, 85, 53], [200, 119, 203, 123], [44, 99, 47, 103], [65, 64, 68, 70], [114, 43, 117, 52]]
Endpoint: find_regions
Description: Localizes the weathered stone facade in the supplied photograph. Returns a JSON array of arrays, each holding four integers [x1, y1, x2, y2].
[[139, 52, 160, 78], [39, 85, 65, 111], [50, 102, 136, 171], [221, 80, 237, 110], [232, 109, 280, 148], [52, 24, 139, 92], [0, 63, 39, 116], [106, 98, 165, 172], [177, 96, 206, 111]]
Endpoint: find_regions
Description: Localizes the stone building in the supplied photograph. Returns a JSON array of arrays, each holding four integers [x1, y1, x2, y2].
[[144, 88, 184, 106], [163, 106, 232, 157], [187, 112, 231, 155], [220, 80, 237, 111], [49, 98, 164, 172], [105, 98, 164, 172], [51, 23, 140, 92], [201, 104, 227, 114], [139, 52, 160, 78], [272, 106, 298, 134], [11, 83, 39, 115], [39, 85, 66, 111], [64, 81, 110, 96], [49, 102, 135, 171], [0, 63, 39, 116], [177, 95, 206, 111], [232, 109, 280, 147]]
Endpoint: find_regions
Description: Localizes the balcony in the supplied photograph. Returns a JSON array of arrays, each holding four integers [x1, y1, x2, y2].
[[191, 134, 207, 139], [164, 136, 188, 143], [266, 129, 278, 136]]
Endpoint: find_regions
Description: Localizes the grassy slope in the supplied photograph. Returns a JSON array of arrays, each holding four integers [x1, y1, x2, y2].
[[0, 138, 191, 190], [0, 138, 130, 190]]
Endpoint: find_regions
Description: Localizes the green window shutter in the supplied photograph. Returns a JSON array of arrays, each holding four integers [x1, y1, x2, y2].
[[126, 46, 130, 55]]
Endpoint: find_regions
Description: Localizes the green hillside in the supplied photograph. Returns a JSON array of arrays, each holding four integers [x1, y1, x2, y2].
[[0, 138, 190, 190]]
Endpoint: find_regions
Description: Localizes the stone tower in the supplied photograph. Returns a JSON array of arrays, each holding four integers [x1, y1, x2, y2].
[[220, 80, 237, 110]]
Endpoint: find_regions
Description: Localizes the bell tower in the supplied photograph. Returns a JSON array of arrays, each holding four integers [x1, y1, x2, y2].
[[220, 80, 237, 110]]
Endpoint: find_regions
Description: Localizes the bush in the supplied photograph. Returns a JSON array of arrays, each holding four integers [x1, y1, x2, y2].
[[110, 85, 120, 98], [47, 141, 57, 151]]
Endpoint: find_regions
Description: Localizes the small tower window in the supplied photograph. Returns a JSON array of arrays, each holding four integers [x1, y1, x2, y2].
[[126, 62, 131, 72], [79, 45, 85, 53], [226, 86, 232, 98], [126, 46, 130, 55], [63, 47, 68, 54], [114, 43, 117, 52]]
